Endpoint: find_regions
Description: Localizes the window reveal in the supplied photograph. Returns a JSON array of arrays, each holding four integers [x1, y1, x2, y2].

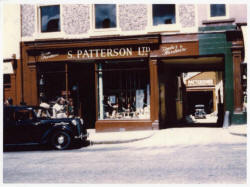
[[97, 62, 150, 120]]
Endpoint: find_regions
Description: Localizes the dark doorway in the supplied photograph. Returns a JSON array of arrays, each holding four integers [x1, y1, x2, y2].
[[68, 63, 96, 129], [158, 56, 225, 129]]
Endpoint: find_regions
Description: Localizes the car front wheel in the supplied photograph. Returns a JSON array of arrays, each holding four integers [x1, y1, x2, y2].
[[51, 131, 71, 150]]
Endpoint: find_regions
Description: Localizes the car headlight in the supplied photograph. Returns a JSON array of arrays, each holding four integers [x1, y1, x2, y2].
[[71, 119, 78, 126], [80, 118, 84, 125]]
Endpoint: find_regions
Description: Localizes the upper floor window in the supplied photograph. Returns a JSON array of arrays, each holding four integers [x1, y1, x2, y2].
[[40, 5, 60, 32], [94, 4, 117, 29], [152, 4, 176, 26], [210, 4, 226, 17]]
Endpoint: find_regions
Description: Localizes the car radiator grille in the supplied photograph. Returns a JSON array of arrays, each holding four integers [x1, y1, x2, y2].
[[77, 123, 83, 135]]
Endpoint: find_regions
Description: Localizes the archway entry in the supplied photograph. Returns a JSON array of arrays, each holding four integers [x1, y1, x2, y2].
[[158, 55, 225, 129]]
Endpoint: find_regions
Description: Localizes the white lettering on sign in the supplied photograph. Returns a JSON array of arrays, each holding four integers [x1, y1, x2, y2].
[[188, 79, 214, 86], [67, 46, 150, 59], [162, 45, 187, 55], [41, 52, 59, 60]]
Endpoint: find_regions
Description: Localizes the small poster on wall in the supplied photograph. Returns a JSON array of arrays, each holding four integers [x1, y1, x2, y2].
[[109, 95, 116, 104]]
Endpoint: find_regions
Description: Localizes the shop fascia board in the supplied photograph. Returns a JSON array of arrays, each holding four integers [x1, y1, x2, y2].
[[22, 34, 161, 51]]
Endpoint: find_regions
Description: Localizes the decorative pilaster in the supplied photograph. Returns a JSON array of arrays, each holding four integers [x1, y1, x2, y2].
[[149, 59, 159, 130], [231, 41, 244, 113]]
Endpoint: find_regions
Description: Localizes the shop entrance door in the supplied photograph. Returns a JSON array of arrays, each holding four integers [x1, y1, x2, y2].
[[68, 63, 96, 129]]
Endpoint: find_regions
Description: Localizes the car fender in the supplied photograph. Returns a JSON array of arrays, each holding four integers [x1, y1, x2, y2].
[[41, 124, 73, 144]]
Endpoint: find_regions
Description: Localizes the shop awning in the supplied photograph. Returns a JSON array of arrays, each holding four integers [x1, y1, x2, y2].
[[3, 62, 14, 74], [242, 25, 247, 63]]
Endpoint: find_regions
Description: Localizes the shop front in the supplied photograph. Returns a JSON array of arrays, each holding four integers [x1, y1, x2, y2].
[[21, 35, 160, 131]]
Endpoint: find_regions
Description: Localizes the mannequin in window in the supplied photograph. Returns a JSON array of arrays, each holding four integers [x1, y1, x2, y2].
[[104, 96, 117, 118]]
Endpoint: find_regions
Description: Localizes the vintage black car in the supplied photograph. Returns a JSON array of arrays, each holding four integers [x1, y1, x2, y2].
[[3, 105, 88, 150], [194, 104, 206, 119]]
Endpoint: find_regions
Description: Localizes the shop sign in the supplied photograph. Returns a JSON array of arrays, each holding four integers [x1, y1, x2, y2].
[[187, 79, 214, 86], [150, 42, 199, 58], [41, 52, 59, 60], [67, 46, 151, 59], [162, 45, 187, 55]]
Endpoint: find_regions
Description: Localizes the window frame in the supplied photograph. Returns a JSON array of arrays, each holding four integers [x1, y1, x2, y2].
[[207, 4, 229, 20], [91, 4, 121, 33], [147, 4, 181, 32], [36, 4, 64, 38]]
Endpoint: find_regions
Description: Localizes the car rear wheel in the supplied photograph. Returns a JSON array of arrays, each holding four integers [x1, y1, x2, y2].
[[51, 131, 71, 150]]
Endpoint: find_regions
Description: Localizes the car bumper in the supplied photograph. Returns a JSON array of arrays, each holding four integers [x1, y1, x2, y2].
[[74, 132, 89, 140]]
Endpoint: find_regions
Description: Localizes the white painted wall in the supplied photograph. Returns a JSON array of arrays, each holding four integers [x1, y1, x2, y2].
[[3, 3, 21, 59]]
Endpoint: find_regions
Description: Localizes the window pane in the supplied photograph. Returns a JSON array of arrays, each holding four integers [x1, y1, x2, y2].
[[153, 4, 176, 26], [4, 74, 11, 85], [41, 5, 60, 32], [95, 4, 116, 29], [97, 61, 150, 120], [210, 4, 226, 17]]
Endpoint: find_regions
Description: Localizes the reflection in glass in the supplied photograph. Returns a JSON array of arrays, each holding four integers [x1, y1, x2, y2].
[[95, 4, 116, 29], [97, 61, 150, 120], [210, 4, 226, 17], [41, 5, 60, 32], [153, 4, 176, 26]]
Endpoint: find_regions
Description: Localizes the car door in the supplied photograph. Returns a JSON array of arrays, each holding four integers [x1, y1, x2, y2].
[[15, 108, 37, 143], [3, 107, 18, 144]]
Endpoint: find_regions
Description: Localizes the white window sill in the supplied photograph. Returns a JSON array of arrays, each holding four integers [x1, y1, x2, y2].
[[146, 24, 181, 33], [89, 28, 122, 37], [32, 31, 65, 41], [207, 16, 229, 21]]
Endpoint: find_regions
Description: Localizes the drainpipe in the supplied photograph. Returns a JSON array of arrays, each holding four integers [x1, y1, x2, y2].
[[20, 42, 24, 104]]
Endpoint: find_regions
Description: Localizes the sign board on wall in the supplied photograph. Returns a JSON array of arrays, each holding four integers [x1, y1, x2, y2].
[[33, 46, 151, 62], [150, 42, 199, 58], [187, 79, 214, 86]]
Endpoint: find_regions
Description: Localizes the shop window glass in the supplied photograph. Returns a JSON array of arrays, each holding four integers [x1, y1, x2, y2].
[[40, 5, 60, 32], [210, 4, 226, 17], [97, 61, 150, 120], [95, 4, 116, 29], [153, 4, 176, 26], [4, 74, 11, 88]]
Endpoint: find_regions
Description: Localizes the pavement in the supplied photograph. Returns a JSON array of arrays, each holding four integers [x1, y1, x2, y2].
[[87, 129, 156, 144], [87, 123, 247, 145]]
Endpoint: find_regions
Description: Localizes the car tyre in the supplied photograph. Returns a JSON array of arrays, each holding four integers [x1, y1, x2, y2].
[[51, 131, 71, 150]]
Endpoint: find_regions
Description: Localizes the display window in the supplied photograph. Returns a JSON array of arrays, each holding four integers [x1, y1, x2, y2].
[[97, 60, 150, 120]]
